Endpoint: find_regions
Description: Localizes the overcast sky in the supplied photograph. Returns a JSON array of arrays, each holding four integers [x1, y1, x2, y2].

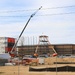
[[0, 0, 75, 44]]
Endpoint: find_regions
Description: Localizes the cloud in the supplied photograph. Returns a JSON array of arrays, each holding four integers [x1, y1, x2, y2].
[[0, 0, 75, 44]]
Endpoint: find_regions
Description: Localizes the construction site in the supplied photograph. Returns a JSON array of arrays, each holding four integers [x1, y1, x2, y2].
[[0, 6, 75, 75], [17, 35, 75, 57], [0, 35, 75, 75]]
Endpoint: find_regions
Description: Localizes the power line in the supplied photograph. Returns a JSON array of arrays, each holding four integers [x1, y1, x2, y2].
[[0, 12, 75, 18], [37, 12, 75, 16], [42, 5, 75, 10], [0, 5, 75, 13]]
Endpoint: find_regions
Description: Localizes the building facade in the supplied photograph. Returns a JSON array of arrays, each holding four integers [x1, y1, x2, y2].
[[0, 37, 15, 54]]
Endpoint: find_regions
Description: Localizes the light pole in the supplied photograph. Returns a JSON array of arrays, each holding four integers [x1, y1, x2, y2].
[[18, 57, 20, 75], [53, 53, 58, 75], [56, 55, 57, 75]]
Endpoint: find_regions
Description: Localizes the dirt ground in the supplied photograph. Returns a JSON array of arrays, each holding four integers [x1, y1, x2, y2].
[[0, 57, 75, 75], [0, 64, 75, 75]]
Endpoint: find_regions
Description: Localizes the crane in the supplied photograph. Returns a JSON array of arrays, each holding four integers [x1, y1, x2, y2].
[[9, 6, 42, 57]]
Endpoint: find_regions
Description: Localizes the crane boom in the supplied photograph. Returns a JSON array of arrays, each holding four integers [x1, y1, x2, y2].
[[10, 6, 42, 56]]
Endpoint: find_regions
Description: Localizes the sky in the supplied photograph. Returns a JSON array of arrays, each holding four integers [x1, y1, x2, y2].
[[0, 0, 75, 44]]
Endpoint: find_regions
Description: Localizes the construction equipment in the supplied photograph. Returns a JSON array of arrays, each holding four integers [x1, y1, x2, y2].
[[34, 35, 57, 57], [9, 6, 42, 57]]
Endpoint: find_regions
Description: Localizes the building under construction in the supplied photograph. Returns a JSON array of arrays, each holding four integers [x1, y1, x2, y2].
[[18, 44, 75, 56], [0, 36, 75, 57], [17, 35, 75, 57]]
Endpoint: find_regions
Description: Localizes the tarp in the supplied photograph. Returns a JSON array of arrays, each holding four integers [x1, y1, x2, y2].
[[29, 66, 75, 72]]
